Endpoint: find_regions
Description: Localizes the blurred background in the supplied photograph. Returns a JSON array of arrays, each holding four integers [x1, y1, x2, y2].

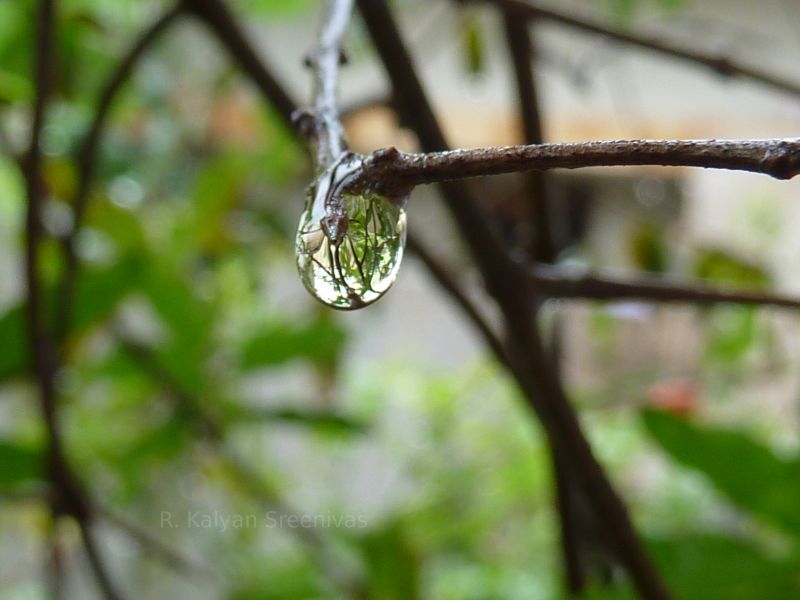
[[3, 0, 800, 598]]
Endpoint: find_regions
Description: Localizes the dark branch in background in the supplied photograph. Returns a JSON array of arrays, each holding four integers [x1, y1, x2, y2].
[[24, 1, 123, 599], [502, 9, 556, 261], [354, 2, 670, 598], [469, 0, 800, 100], [296, 0, 353, 170], [58, 5, 184, 340], [532, 266, 800, 309], [500, 5, 587, 594], [359, 138, 800, 194]]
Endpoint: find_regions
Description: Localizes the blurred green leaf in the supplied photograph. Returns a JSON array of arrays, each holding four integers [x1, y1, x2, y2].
[[694, 248, 769, 288], [704, 305, 757, 365], [71, 257, 142, 333], [225, 405, 367, 436], [0, 306, 28, 381], [643, 409, 800, 537], [358, 523, 420, 600], [629, 222, 668, 273], [0, 439, 43, 490], [239, 317, 347, 370], [649, 535, 800, 600], [461, 13, 485, 76]]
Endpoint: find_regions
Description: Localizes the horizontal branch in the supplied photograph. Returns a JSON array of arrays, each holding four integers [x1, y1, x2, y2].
[[532, 265, 800, 309], [473, 0, 800, 99], [359, 138, 800, 195]]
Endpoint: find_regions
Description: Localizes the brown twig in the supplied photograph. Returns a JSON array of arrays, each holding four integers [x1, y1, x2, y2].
[[469, 0, 800, 99], [533, 265, 800, 309], [359, 138, 800, 194], [58, 5, 184, 340]]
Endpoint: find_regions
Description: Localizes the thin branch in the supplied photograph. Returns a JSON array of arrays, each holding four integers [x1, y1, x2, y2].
[[299, 0, 354, 170], [58, 5, 184, 339], [532, 265, 800, 309], [359, 138, 800, 195], [469, 0, 800, 100]]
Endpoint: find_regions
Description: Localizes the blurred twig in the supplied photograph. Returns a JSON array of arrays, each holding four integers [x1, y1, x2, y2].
[[531, 265, 800, 309], [24, 1, 124, 599], [468, 0, 800, 99]]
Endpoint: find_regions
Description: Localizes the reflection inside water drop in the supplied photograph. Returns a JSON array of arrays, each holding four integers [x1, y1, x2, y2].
[[295, 154, 407, 310]]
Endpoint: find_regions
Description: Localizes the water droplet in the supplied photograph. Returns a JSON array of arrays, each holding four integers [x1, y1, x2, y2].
[[295, 153, 407, 310]]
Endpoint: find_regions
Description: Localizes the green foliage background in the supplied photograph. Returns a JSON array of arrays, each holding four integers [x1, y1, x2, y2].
[[1, 0, 799, 598]]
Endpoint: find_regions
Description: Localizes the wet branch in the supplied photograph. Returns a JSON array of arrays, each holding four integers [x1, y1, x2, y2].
[[359, 138, 800, 195], [533, 266, 800, 309], [469, 0, 800, 99]]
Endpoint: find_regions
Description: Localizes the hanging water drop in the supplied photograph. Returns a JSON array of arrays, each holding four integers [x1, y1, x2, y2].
[[295, 153, 407, 310]]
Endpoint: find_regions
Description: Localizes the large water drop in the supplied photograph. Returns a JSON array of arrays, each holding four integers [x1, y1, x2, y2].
[[295, 153, 407, 310]]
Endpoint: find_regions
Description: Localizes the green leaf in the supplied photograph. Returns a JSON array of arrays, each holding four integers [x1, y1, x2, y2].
[[0, 306, 28, 381], [225, 405, 367, 436], [649, 535, 800, 600], [239, 317, 347, 370], [357, 522, 420, 600], [629, 222, 668, 273], [694, 248, 769, 289], [460, 13, 485, 76], [71, 257, 142, 334], [0, 439, 43, 490], [643, 409, 800, 537]]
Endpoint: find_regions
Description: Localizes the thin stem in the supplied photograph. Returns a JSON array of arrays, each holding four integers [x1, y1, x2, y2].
[[470, 0, 800, 100], [305, 0, 354, 169], [361, 138, 800, 194], [532, 265, 800, 309]]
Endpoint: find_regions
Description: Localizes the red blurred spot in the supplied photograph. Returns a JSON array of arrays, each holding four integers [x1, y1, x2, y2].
[[646, 378, 698, 417]]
